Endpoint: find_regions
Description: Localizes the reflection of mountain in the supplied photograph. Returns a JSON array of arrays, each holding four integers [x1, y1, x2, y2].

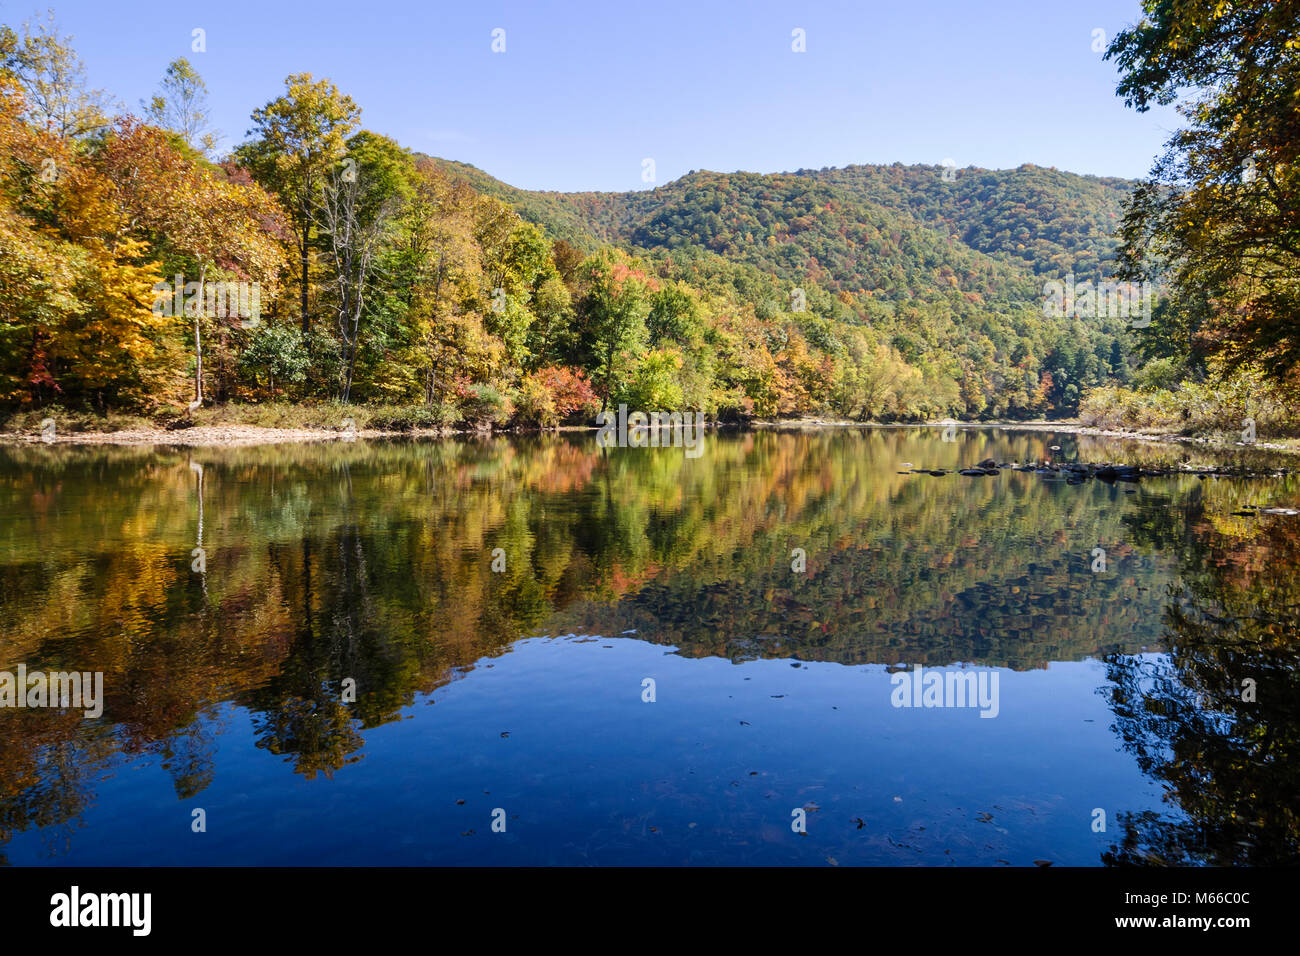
[[1, 431, 1297, 860], [1102, 501, 1300, 865], [550, 520, 1169, 669]]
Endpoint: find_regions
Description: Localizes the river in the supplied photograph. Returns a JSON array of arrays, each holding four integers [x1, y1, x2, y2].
[[0, 427, 1295, 865]]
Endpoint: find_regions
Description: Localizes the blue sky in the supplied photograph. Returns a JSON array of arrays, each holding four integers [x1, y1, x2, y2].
[[2, 0, 1178, 191]]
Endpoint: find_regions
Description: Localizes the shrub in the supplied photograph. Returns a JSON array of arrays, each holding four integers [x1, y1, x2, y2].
[[1130, 357, 1184, 393], [238, 323, 310, 398], [1080, 366, 1300, 439], [365, 403, 460, 431], [458, 383, 512, 426], [514, 375, 559, 428], [514, 366, 600, 427]]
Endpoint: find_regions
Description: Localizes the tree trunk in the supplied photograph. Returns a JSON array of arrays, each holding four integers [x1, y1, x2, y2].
[[342, 306, 360, 403], [601, 337, 616, 413], [193, 262, 207, 413], [299, 221, 310, 334]]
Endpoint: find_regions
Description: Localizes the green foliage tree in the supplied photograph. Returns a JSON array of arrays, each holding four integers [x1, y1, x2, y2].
[[1107, 0, 1300, 385], [143, 58, 217, 156], [315, 131, 408, 402], [577, 252, 652, 410], [238, 73, 361, 333], [5, 12, 114, 140]]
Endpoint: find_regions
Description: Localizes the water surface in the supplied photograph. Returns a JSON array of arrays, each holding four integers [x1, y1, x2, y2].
[[1, 428, 1296, 865]]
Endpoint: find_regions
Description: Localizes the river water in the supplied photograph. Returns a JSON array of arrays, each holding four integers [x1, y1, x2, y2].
[[0, 427, 1296, 865]]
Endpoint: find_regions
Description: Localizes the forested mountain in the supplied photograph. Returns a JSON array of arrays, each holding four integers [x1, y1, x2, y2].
[[431, 158, 1131, 292], [428, 157, 1139, 418], [0, 14, 1140, 427], [798, 163, 1132, 278]]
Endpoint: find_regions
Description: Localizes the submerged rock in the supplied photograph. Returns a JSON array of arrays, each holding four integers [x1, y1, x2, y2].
[[910, 458, 1291, 488]]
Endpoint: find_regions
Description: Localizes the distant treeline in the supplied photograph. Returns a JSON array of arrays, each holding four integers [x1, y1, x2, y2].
[[3, 2, 1294, 429]]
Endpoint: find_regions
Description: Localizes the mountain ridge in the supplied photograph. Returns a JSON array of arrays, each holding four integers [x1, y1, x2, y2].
[[427, 157, 1131, 269]]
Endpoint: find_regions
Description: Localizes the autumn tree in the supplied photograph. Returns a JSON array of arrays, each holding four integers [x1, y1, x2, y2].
[[0, 78, 83, 403], [14, 109, 169, 407], [315, 131, 407, 402], [478, 206, 534, 363], [5, 12, 114, 140], [1107, 0, 1300, 383], [143, 58, 218, 156], [399, 164, 486, 403], [238, 74, 360, 333], [577, 252, 653, 409], [97, 120, 289, 409]]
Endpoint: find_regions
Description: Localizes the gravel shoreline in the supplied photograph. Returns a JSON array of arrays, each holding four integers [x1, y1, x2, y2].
[[0, 424, 431, 446], [1, 418, 1296, 453]]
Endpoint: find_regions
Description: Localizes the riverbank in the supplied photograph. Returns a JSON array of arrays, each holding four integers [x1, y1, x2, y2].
[[5, 415, 1300, 453], [756, 417, 1300, 455], [0, 424, 446, 446]]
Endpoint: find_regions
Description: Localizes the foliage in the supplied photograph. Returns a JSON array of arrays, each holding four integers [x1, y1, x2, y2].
[[143, 57, 217, 156], [0, 14, 1157, 425], [1106, 0, 1300, 384], [514, 365, 599, 427], [1079, 366, 1300, 439]]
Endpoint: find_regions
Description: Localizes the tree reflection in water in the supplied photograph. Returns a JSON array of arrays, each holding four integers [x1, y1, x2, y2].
[[1104, 497, 1300, 865], [0, 431, 1296, 863]]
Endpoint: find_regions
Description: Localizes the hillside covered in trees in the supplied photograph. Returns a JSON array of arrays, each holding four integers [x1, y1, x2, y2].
[[1, 14, 1141, 429]]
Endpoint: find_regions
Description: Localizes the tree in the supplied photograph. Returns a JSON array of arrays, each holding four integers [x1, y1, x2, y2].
[[315, 132, 406, 402], [0, 79, 84, 403], [577, 252, 653, 410], [0, 80, 177, 409], [238, 322, 309, 397], [1107, 0, 1300, 384], [143, 58, 218, 156], [474, 198, 549, 366], [395, 163, 485, 403], [647, 281, 702, 346], [238, 74, 361, 333], [5, 12, 114, 140], [96, 119, 289, 411]]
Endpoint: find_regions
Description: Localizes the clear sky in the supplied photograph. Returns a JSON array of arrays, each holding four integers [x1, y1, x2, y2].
[[2, 0, 1179, 191]]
